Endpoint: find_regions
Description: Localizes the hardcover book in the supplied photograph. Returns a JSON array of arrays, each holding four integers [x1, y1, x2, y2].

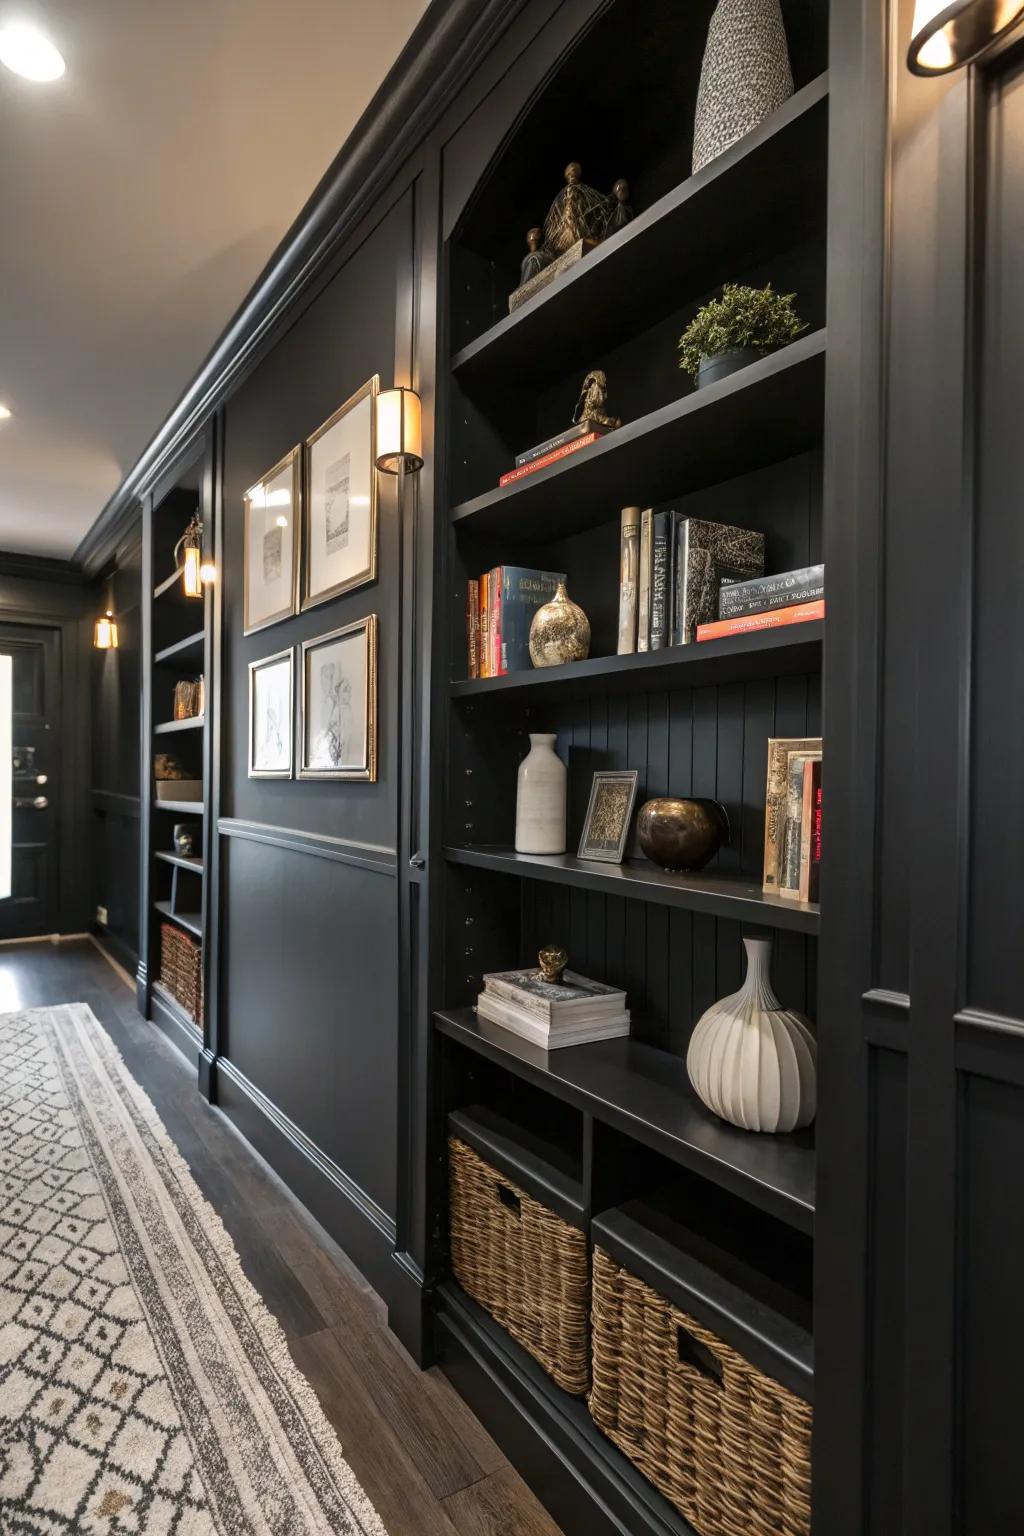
[[466, 578, 479, 678], [763, 736, 822, 895], [479, 572, 490, 679], [779, 749, 821, 898], [482, 967, 627, 1020], [637, 508, 654, 652], [719, 563, 825, 620], [495, 567, 565, 673], [515, 420, 609, 467], [797, 758, 823, 903], [475, 993, 631, 1049], [807, 772, 823, 904], [498, 432, 601, 487], [696, 599, 825, 643], [672, 517, 765, 645], [649, 511, 676, 650], [617, 506, 641, 654]]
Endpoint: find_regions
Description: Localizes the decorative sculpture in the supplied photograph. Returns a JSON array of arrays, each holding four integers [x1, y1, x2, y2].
[[543, 162, 612, 253], [572, 369, 621, 430], [604, 178, 634, 235], [538, 945, 569, 984], [519, 227, 554, 286]]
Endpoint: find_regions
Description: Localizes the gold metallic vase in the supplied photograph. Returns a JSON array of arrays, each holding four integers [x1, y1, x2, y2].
[[528, 582, 591, 668]]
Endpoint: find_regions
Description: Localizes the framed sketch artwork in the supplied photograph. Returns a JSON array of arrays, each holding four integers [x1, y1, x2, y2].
[[243, 447, 301, 634], [303, 375, 379, 610], [248, 648, 294, 779], [299, 615, 378, 781]]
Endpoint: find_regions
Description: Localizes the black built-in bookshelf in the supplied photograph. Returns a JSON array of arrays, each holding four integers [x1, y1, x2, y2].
[[433, 2, 827, 1529]]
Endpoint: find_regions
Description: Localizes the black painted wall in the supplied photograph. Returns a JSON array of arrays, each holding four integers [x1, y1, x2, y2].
[[90, 530, 142, 973]]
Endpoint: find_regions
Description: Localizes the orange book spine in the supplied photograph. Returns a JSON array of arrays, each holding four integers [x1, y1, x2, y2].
[[696, 599, 825, 643], [498, 432, 600, 487], [479, 573, 489, 678]]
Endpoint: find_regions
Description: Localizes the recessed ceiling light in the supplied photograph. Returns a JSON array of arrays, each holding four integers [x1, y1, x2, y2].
[[0, 405, 11, 420], [0, 22, 65, 81]]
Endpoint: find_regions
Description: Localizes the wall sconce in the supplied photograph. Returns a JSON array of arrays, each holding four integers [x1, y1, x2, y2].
[[908, 0, 1024, 73], [174, 513, 215, 597], [375, 387, 424, 474], [93, 611, 118, 649]]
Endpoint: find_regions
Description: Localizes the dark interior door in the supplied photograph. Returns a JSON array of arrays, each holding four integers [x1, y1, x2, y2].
[[0, 625, 60, 939]]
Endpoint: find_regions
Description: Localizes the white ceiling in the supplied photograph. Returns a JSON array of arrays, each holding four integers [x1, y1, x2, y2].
[[0, 0, 429, 559]]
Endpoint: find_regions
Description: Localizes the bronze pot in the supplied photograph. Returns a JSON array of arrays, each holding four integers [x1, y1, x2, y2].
[[636, 797, 729, 872]]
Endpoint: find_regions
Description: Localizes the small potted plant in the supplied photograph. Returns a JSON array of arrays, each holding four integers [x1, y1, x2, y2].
[[678, 282, 807, 390]]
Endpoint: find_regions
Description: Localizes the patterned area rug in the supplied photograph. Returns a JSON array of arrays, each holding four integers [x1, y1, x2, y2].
[[0, 1004, 387, 1534]]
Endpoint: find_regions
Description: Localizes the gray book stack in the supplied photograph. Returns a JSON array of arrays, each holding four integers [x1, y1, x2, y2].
[[476, 967, 630, 1049]]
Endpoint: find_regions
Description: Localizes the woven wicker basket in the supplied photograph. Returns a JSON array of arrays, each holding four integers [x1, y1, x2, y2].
[[159, 922, 203, 1026], [448, 1135, 589, 1394], [589, 1245, 812, 1536]]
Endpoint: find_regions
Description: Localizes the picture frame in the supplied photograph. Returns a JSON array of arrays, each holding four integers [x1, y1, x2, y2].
[[243, 446, 302, 635], [299, 615, 378, 782], [578, 769, 639, 863], [248, 648, 294, 779], [302, 375, 379, 610]]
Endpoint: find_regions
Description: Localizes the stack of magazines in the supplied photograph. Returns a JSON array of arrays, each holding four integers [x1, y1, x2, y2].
[[476, 966, 630, 1049]]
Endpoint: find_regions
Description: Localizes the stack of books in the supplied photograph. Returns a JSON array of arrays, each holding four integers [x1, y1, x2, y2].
[[498, 420, 611, 488], [696, 564, 825, 642], [617, 510, 765, 652], [762, 737, 823, 904], [466, 566, 565, 678], [476, 966, 630, 1050]]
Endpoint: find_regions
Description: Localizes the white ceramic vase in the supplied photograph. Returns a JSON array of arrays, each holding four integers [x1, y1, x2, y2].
[[515, 734, 566, 854], [686, 936, 816, 1132]]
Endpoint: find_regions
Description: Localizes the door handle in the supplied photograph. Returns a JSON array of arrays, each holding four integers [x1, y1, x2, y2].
[[14, 795, 48, 809]]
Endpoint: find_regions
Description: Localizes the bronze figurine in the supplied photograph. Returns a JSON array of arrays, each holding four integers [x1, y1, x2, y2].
[[519, 227, 553, 286], [573, 369, 621, 430], [543, 162, 612, 254], [538, 945, 569, 984], [605, 178, 634, 235]]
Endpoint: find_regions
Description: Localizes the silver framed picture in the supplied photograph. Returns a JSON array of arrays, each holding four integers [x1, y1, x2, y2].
[[302, 375, 379, 610], [248, 648, 294, 779], [299, 615, 378, 781], [243, 446, 301, 635], [578, 769, 639, 862]]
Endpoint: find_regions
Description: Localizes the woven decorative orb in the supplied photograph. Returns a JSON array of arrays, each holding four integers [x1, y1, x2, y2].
[[686, 936, 817, 1132], [692, 0, 794, 174], [529, 582, 590, 668]]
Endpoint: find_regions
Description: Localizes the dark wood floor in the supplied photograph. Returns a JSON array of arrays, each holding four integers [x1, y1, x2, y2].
[[0, 937, 562, 1536]]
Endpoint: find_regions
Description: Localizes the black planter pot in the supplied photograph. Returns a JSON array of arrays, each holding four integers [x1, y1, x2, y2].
[[695, 346, 761, 390]]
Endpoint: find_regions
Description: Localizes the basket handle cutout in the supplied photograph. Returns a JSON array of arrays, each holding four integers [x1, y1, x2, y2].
[[496, 1183, 521, 1217], [677, 1325, 723, 1386]]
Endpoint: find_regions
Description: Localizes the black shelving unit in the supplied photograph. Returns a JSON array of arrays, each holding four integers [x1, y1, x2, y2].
[[430, 5, 828, 1530]]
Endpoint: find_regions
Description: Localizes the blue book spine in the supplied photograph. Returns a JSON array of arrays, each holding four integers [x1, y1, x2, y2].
[[500, 568, 566, 673]]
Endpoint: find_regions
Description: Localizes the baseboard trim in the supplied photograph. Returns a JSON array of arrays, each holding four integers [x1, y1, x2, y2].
[[89, 929, 138, 990], [214, 1054, 398, 1304], [149, 983, 202, 1068]]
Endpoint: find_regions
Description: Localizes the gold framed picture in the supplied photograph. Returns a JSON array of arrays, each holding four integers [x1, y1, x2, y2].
[[247, 648, 294, 780], [578, 769, 639, 863], [299, 615, 378, 781], [243, 446, 302, 635], [302, 375, 379, 610]]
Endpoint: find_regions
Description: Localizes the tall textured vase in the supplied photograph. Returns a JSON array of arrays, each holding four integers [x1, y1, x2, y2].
[[515, 734, 567, 854], [686, 936, 816, 1132], [691, 0, 794, 174]]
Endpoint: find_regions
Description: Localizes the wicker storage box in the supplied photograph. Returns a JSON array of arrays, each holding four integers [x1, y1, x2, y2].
[[589, 1241, 813, 1536], [448, 1106, 589, 1394], [159, 922, 203, 1026]]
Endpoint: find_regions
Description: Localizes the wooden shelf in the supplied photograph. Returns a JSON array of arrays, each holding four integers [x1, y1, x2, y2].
[[445, 847, 820, 934], [153, 900, 202, 940], [154, 630, 205, 667], [154, 567, 185, 598], [154, 850, 204, 874], [451, 622, 823, 700], [153, 799, 205, 814], [450, 330, 827, 540], [154, 716, 204, 735], [437, 1006, 814, 1231], [452, 75, 828, 387]]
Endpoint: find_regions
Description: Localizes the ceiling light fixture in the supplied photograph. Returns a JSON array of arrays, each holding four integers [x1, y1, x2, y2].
[[0, 21, 65, 82]]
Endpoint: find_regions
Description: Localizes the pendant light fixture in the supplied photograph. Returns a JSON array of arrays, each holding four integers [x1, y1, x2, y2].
[[908, 0, 1024, 73], [93, 611, 118, 649]]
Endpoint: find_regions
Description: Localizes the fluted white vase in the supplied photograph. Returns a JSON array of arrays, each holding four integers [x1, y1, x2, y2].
[[686, 936, 816, 1132], [515, 734, 566, 854]]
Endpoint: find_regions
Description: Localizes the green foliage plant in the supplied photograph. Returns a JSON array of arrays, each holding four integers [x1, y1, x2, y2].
[[678, 283, 807, 378]]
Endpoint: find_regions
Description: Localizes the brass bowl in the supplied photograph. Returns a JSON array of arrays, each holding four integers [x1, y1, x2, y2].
[[636, 797, 730, 872]]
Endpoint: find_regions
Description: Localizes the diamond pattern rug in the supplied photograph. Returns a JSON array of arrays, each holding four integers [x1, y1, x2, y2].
[[0, 1004, 387, 1534]]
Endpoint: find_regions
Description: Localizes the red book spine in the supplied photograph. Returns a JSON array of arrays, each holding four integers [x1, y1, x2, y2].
[[809, 782, 823, 904], [490, 566, 502, 677], [466, 579, 479, 679], [695, 599, 825, 643], [498, 432, 601, 487]]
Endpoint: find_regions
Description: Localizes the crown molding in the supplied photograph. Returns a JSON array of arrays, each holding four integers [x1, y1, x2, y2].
[[74, 0, 529, 579], [0, 551, 85, 586]]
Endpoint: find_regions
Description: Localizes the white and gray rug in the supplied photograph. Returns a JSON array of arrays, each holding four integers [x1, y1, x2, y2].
[[0, 1003, 387, 1534]]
